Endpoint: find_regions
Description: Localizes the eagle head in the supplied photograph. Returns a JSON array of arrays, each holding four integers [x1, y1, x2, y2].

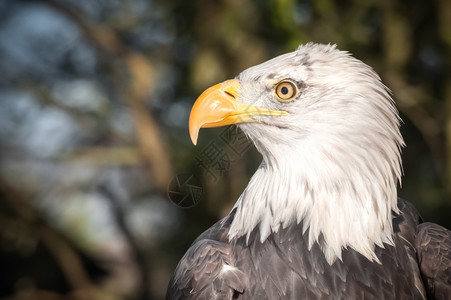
[[189, 43, 404, 264]]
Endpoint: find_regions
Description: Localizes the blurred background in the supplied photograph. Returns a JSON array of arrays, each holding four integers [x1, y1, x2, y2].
[[0, 0, 450, 299]]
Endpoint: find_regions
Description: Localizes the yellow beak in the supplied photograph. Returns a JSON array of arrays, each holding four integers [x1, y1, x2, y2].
[[189, 79, 288, 145]]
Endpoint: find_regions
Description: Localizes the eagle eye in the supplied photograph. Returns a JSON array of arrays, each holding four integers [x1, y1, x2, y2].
[[274, 80, 298, 101]]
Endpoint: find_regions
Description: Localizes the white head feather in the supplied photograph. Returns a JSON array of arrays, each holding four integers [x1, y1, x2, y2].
[[227, 43, 404, 264]]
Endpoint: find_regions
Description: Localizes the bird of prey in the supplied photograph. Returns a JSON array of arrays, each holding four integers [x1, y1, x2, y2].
[[166, 43, 451, 299]]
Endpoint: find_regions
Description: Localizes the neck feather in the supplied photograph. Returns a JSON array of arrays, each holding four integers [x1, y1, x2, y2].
[[228, 136, 402, 264]]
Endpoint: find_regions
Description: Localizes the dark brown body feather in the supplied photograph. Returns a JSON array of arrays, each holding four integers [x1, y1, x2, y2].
[[166, 199, 451, 299]]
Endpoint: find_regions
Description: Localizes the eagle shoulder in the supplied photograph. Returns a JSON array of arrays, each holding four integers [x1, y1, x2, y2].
[[166, 211, 249, 300], [415, 221, 451, 300]]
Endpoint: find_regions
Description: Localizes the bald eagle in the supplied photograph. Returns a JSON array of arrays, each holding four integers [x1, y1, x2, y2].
[[166, 43, 451, 299]]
